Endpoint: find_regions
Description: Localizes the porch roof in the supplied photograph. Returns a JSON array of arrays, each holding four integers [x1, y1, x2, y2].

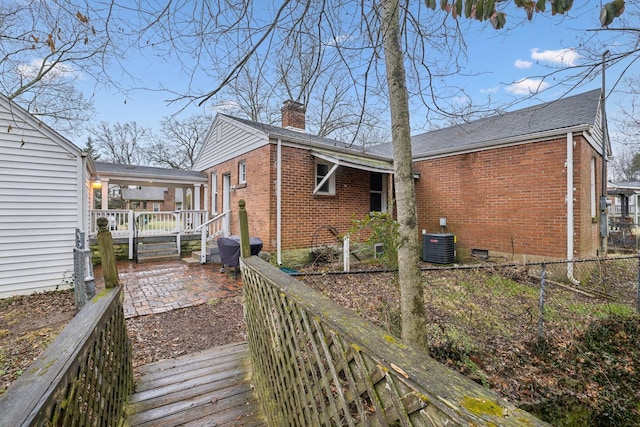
[[94, 162, 207, 187], [608, 181, 640, 197]]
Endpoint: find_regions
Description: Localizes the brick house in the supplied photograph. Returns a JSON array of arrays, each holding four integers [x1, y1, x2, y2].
[[194, 101, 394, 264], [194, 90, 609, 264]]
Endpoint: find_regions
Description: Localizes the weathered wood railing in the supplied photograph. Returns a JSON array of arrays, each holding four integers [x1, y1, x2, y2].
[[241, 255, 549, 426], [0, 287, 133, 426]]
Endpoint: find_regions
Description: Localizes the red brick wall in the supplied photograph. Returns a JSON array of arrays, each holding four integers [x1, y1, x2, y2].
[[279, 146, 373, 250], [574, 136, 602, 256], [203, 144, 377, 253], [203, 145, 274, 247], [414, 136, 599, 260], [203, 134, 601, 260]]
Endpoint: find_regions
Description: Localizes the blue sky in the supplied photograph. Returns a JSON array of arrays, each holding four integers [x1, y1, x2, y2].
[[74, 2, 636, 148]]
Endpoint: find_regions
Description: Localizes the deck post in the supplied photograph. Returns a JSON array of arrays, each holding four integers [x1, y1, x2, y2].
[[96, 216, 119, 288], [238, 199, 251, 258]]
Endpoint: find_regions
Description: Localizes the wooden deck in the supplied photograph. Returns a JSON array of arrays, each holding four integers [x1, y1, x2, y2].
[[125, 342, 265, 427]]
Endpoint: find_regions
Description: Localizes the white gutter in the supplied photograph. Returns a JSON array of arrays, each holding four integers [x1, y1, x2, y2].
[[566, 132, 580, 285], [277, 138, 282, 265]]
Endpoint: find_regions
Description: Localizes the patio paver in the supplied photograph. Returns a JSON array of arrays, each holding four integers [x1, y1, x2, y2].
[[94, 260, 242, 318]]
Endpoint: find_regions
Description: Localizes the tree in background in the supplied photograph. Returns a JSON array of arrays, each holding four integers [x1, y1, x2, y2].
[[0, 0, 124, 136], [92, 121, 150, 165], [147, 114, 212, 170], [83, 136, 101, 161], [129, 0, 628, 350]]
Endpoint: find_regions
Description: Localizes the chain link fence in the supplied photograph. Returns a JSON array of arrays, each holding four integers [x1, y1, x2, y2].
[[418, 255, 639, 341], [299, 255, 640, 424]]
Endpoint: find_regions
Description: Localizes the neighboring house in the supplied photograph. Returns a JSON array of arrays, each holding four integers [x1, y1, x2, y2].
[[122, 186, 171, 211], [92, 162, 208, 211], [195, 90, 609, 264], [0, 94, 94, 297], [608, 181, 640, 224]]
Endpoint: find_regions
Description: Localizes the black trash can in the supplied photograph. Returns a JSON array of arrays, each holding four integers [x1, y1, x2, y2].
[[217, 236, 263, 278]]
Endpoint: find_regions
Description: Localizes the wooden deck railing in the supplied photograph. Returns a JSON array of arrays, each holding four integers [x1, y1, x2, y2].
[[0, 287, 133, 426], [240, 256, 549, 426]]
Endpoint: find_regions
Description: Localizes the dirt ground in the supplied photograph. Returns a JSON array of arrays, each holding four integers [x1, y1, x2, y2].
[[1, 266, 639, 425], [0, 291, 245, 393]]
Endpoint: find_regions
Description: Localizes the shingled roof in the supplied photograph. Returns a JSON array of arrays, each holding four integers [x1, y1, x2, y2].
[[221, 115, 350, 148], [366, 89, 603, 159], [94, 161, 207, 186]]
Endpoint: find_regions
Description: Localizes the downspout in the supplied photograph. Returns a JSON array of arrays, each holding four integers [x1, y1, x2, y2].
[[80, 153, 89, 248], [600, 51, 610, 254], [566, 132, 580, 285], [277, 138, 282, 265]]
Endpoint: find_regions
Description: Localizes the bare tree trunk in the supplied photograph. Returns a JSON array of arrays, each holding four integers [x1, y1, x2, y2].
[[381, 0, 428, 352]]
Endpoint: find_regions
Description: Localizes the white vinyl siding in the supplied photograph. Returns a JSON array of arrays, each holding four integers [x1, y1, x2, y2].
[[0, 97, 83, 297], [193, 116, 269, 171]]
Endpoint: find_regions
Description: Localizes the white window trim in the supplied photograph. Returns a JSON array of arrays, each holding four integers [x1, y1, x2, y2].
[[152, 203, 160, 212], [239, 161, 247, 185], [590, 158, 597, 218], [314, 161, 338, 195], [370, 173, 388, 213], [211, 172, 218, 214]]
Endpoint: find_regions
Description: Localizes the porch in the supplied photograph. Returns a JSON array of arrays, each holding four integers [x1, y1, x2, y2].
[[0, 203, 552, 426], [89, 209, 230, 263]]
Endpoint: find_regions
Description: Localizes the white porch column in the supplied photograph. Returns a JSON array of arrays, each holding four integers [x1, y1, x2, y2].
[[101, 178, 109, 209], [203, 184, 209, 214], [89, 185, 96, 210], [193, 184, 202, 210]]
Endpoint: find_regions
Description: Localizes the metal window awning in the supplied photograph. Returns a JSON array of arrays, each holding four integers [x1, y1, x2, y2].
[[311, 150, 394, 195], [311, 150, 395, 174]]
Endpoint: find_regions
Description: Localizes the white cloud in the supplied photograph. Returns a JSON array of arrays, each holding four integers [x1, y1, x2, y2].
[[514, 59, 532, 69], [506, 78, 550, 95], [530, 48, 580, 67], [480, 86, 499, 94], [211, 99, 240, 113], [325, 34, 350, 47], [16, 59, 79, 81]]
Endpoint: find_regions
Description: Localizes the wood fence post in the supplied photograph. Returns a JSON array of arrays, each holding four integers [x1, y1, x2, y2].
[[238, 200, 251, 258], [96, 217, 119, 288]]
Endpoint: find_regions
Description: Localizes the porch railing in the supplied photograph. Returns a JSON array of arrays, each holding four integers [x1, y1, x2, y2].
[[89, 209, 208, 238], [0, 287, 133, 426], [195, 210, 230, 263], [241, 255, 549, 426]]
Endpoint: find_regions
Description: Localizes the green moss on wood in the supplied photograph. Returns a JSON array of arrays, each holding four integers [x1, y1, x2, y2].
[[383, 334, 408, 349], [91, 288, 109, 302], [461, 396, 504, 418]]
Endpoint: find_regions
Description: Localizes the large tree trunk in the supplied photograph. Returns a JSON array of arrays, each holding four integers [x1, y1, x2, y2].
[[380, 0, 428, 352]]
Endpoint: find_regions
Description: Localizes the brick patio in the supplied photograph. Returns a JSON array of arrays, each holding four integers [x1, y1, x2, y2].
[[94, 260, 242, 318]]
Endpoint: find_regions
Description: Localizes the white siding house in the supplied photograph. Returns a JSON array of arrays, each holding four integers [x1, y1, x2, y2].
[[0, 94, 93, 297]]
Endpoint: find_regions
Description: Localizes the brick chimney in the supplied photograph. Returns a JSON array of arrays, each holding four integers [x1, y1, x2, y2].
[[281, 100, 306, 131]]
